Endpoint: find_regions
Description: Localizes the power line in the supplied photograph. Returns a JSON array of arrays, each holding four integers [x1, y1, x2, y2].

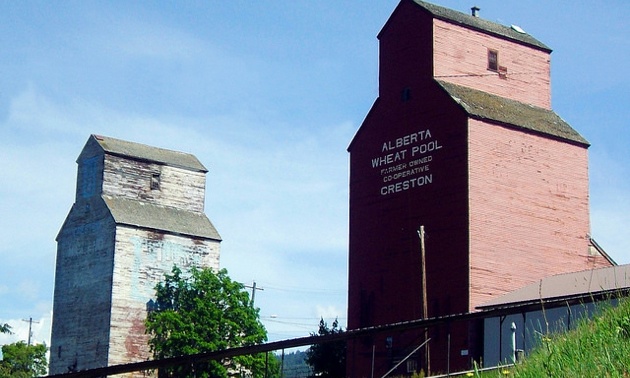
[[256, 283, 346, 296], [262, 315, 347, 321]]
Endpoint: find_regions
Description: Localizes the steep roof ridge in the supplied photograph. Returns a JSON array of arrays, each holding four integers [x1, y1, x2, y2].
[[92, 134, 208, 173], [412, 0, 551, 52]]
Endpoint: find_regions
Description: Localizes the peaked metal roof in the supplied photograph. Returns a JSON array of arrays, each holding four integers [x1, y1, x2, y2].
[[410, 0, 551, 52], [477, 264, 630, 310], [102, 195, 221, 241], [91, 134, 207, 172], [437, 80, 589, 146]]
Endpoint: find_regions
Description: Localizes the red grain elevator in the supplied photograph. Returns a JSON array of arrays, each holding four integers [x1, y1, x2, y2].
[[346, 1, 613, 376]]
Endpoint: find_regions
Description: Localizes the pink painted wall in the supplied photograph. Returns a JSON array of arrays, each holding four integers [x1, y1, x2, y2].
[[468, 119, 610, 309], [433, 19, 551, 109], [347, 1, 610, 374]]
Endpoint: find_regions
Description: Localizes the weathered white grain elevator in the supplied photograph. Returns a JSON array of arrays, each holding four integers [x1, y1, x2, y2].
[[49, 135, 221, 375]]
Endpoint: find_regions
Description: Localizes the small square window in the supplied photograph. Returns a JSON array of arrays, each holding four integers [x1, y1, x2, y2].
[[488, 49, 498, 71], [151, 173, 161, 190]]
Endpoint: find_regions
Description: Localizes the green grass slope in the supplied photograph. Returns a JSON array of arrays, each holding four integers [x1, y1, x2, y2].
[[476, 297, 630, 377]]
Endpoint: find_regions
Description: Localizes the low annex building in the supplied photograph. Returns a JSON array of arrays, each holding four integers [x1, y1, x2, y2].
[[478, 263, 629, 366], [49, 135, 221, 375]]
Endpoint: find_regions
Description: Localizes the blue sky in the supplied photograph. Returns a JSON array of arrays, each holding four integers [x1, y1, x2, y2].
[[1, 1, 629, 349]]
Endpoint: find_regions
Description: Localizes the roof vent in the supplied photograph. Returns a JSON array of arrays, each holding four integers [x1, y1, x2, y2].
[[471, 6, 480, 17]]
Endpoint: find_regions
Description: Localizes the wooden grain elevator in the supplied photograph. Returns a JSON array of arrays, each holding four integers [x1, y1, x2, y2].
[[50, 135, 221, 376], [346, 1, 613, 375]]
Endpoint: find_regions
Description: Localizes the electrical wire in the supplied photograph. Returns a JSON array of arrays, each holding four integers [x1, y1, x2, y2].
[[255, 282, 346, 296]]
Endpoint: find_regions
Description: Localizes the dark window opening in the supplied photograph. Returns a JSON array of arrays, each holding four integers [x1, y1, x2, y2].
[[151, 173, 161, 190], [401, 87, 412, 102], [488, 49, 498, 71]]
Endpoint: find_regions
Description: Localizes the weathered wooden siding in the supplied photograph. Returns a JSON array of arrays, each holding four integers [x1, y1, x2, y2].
[[433, 19, 551, 109], [468, 119, 610, 309], [75, 154, 104, 200], [51, 136, 221, 377], [50, 198, 116, 374], [108, 226, 220, 368], [102, 155, 206, 212]]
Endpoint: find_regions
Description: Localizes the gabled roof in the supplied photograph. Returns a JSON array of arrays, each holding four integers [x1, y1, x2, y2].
[[89, 134, 207, 172], [410, 0, 551, 52], [437, 80, 589, 146], [477, 264, 630, 311], [103, 195, 221, 241]]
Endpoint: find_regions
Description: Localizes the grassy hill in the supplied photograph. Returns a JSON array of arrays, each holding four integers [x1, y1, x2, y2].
[[475, 296, 630, 377]]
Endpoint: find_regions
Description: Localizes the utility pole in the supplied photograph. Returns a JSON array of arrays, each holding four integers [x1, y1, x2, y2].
[[417, 226, 430, 375], [22, 317, 39, 346], [244, 281, 264, 307]]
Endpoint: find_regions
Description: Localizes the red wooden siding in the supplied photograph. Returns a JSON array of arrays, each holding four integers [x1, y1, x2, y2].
[[468, 119, 610, 309], [433, 19, 551, 109], [347, 1, 610, 375], [348, 79, 472, 375], [377, 1, 433, 105]]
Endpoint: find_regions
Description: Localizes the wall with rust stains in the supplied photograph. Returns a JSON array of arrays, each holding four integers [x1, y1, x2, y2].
[[109, 226, 220, 365], [50, 137, 221, 377]]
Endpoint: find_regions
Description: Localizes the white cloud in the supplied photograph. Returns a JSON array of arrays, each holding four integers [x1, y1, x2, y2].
[[589, 149, 630, 264], [591, 198, 630, 264], [0, 0, 625, 356], [315, 305, 346, 325], [0, 83, 352, 345], [0, 313, 51, 347], [6, 85, 84, 136]]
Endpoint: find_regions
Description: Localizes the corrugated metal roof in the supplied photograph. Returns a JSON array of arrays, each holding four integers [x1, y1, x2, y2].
[[477, 264, 630, 310], [102, 195, 221, 240], [411, 0, 551, 52], [437, 80, 589, 146], [91, 134, 207, 172]]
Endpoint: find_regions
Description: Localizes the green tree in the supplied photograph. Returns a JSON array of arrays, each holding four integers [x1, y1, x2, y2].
[[0, 324, 11, 335], [305, 318, 346, 378], [145, 266, 274, 378], [0, 341, 48, 378]]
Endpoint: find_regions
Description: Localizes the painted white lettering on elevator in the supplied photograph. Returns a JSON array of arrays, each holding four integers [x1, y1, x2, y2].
[[370, 129, 443, 196]]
